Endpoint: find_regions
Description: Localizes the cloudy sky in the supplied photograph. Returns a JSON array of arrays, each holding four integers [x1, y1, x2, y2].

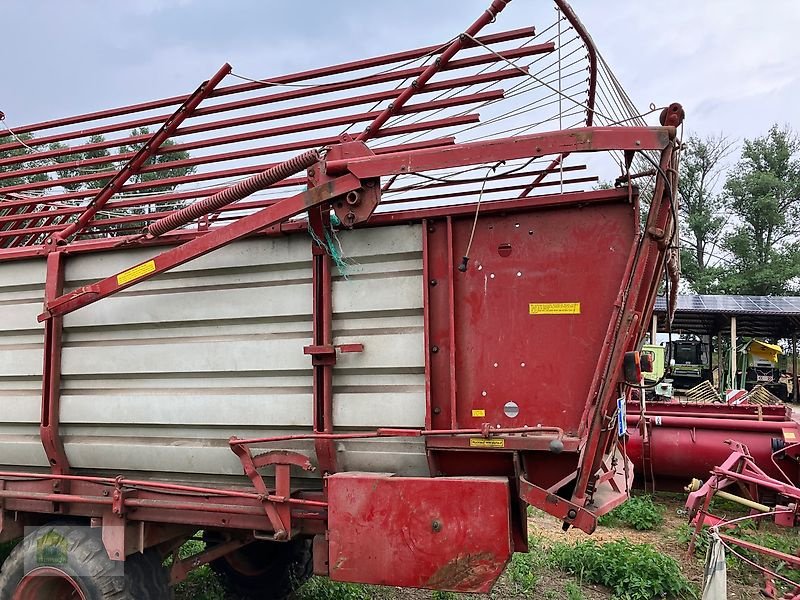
[[2, 0, 798, 163]]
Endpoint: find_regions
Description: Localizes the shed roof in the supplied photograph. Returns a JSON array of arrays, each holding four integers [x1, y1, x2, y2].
[[653, 295, 800, 338]]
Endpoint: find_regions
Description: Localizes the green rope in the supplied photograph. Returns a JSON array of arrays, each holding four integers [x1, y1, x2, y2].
[[308, 213, 351, 278]]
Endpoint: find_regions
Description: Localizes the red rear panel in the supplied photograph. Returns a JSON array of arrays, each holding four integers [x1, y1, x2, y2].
[[327, 473, 511, 592]]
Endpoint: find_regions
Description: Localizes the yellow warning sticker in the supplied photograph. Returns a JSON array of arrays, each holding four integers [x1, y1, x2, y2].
[[529, 302, 581, 315], [471, 409, 486, 418], [785, 430, 797, 440], [117, 260, 156, 286], [469, 438, 505, 449]]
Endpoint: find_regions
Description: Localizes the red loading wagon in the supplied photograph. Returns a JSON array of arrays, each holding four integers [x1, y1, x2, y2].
[[0, 1, 682, 597]]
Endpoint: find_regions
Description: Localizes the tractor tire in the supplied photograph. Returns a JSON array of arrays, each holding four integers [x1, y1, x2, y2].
[[209, 538, 312, 600], [0, 522, 170, 600]]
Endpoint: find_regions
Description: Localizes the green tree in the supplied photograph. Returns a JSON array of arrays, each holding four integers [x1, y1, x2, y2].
[[119, 126, 194, 195], [0, 132, 51, 187], [678, 134, 734, 293], [721, 125, 800, 295]]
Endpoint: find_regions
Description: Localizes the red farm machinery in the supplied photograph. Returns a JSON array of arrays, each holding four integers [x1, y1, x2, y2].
[[0, 1, 684, 597]]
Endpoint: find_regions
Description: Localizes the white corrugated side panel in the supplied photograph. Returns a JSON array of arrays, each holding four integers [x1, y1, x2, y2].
[[0, 225, 427, 485], [0, 259, 49, 468]]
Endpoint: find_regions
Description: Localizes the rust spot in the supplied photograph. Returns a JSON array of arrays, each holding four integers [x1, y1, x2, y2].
[[572, 131, 593, 146], [305, 180, 338, 208], [545, 493, 561, 505], [425, 552, 498, 591]]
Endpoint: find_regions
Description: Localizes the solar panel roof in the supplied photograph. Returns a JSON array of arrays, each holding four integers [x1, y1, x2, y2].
[[653, 295, 800, 338]]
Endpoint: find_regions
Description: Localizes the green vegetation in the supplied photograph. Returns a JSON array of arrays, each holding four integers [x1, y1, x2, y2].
[[564, 580, 585, 600], [598, 495, 665, 531], [167, 537, 226, 600], [294, 577, 372, 600], [550, 539, 697, 600]]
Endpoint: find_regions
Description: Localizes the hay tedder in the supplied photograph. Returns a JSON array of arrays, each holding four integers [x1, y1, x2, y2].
[[0, 1, 683, 597]]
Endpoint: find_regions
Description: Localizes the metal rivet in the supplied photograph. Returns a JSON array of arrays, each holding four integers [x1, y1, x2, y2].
[[430, 279, 437, 286], [517, 272, 522, 277], [493, 362, 498, 368], [433, 407, 441, 415], [490, 273, 495, 279], [432, 520, 442, 532], [482, 391, 487, 397], [521, 362, 526, 367], [431, 345, 439, 353]]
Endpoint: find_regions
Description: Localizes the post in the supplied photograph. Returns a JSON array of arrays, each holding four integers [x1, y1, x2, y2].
[[716, 332, 723, 393], [730, 316, 737, 390], [651, 314, 658, 344], [793, 331, 798, 404]]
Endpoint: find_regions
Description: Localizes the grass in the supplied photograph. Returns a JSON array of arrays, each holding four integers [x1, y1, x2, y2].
[[294, 577, 373, 600], [565, 580, 585, 600], [550, 539, 697, 600], [598, 495, 664, 531], [506, 534, 549, 593]]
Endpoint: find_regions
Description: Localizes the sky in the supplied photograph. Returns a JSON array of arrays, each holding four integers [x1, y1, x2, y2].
[[1, 0, 799, 169]]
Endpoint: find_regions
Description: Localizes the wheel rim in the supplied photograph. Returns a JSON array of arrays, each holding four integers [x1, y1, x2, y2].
[[13, 567, 87, 600]]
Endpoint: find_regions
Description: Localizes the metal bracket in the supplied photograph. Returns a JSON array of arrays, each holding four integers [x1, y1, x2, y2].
[[303, 343, 364, 366], [229, 443, 315, 540], [518, 475, 597, 534]]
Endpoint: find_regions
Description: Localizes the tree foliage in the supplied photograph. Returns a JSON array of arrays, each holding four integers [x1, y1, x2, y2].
[[677, 134, 734, 293], [720, 125, 800, 295], [0, 127, 195, 238]]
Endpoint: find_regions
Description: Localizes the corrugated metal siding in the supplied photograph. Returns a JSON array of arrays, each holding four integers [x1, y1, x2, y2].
[[0, 225, 427, 485]]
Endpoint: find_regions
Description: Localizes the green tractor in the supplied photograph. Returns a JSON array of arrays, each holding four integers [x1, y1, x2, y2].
[[668, 339, 713, 391]]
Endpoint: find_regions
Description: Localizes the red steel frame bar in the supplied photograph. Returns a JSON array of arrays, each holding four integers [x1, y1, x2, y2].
[[3, 27, 536, 142], [49, 63, 232, 244], [40, 251, 69, 478], [326, 126, 671, 177], [358, 0, 510, 141], [573, 108, 683, 509], [232, 425, 563, 446]]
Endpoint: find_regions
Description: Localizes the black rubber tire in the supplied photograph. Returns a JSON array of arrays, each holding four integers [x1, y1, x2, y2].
[[0, 523, 170, 600], [209, 538, 312, 600]]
